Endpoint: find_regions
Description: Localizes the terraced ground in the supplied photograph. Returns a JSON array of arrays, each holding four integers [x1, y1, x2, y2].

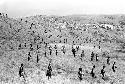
[[1, 14, 125, 84]]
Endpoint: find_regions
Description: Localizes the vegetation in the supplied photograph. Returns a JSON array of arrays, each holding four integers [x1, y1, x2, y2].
[[0, 13, 125, 84]]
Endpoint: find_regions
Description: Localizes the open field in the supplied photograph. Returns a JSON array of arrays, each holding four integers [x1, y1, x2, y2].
[[0, 13, 125, 84]]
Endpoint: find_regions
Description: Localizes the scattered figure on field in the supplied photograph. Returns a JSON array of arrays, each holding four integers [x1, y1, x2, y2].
[[46, 62, 52, 80], [101, 65, 106, 79], [112, 62, 117, 72], [90, 65, 96, 78], [37, 54, 39, 63], [55, 49, 58, 56], [19, 64, 24, 77], [44, 42, 48, 48], [91, 52, 95, 61], [44, 51, 47, 57], [76, 46, 80, 51], [95, 54, 99, 61], [72, 45, 76, 57], [107, 56, 110, 65], [28, 52, 32, 61], [30, 23, 35, 29], [78, 67, 83, 81], [54, 45, 57, 49], [37, 44, 40, 50], [64, 38, 67, 43], [18, 44, 22, 50], [99, 46, 101, 49], [30, 44, 33, 51], [80, 50, 85, 60], [49, 46, 52, 55], [5, 14, 8, 18], [19, 63, 26, 81], [24, 43, 27, 47], [61, 45, 66, 54]]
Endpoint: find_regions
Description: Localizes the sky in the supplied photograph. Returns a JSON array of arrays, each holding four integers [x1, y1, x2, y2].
[[0, 0, 125, 18]]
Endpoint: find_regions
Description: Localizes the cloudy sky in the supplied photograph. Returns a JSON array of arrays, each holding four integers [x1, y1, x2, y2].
[[0, 0, 125, 18]]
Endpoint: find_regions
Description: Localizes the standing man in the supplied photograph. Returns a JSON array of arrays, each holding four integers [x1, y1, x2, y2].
[[101, 65, 106, 79], [46, 63, 52, 80], [91, 52, 95, 61], [112, 62, 117, 72], [78, 68, 83, 81], [90, 65, 96, 78], [80, 50, 85, 61], [19, 63, 26, 81], [107, 56, 110, 65], [61, 45, 66, 54], [72, 45, 76, 57], [96, 54, 99, 61]]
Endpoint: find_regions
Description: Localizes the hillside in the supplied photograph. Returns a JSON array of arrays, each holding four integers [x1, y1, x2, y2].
[[0, 13, 125, 84]]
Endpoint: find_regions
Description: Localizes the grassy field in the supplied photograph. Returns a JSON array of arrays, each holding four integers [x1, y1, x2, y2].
[[0, 13, 125, 84]]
